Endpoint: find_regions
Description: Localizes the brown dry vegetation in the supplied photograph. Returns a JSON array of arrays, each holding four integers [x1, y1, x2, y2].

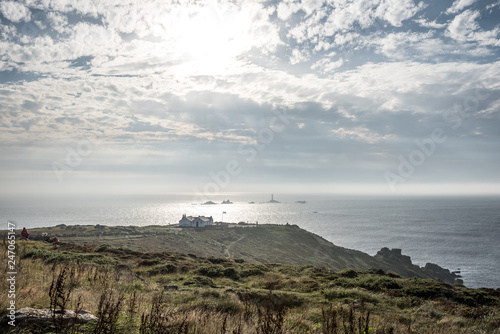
[[0, 239, 499, 334]]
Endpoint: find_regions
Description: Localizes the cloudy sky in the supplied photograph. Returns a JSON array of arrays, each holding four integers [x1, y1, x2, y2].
[[1, 0, 499, 196]]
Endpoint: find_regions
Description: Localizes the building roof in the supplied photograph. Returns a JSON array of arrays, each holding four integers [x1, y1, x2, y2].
[[182, 215, 213, 223]]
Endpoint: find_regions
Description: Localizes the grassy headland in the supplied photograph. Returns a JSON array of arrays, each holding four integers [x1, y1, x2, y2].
[[0, 224, 498, 333], [20, 224, 461, 284]]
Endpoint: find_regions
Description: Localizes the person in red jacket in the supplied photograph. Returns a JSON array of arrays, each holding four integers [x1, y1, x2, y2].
[[20, 227, 29, 239]]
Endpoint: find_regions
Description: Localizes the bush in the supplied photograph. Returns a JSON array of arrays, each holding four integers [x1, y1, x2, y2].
[[403, 284, 443, 299], [338, 269, 359, 278], [95, 244, 111, 252], [207, 257, 228, 264], [322, 288, 380, 304], [223, 267, 239, 279], [198, 264, 225, 277], [357, 276, 403, 291], [149, 263, 177, 275], [183, 276, 214, 287], [138, 259, 160, 266], [241, 268, 264, 277]]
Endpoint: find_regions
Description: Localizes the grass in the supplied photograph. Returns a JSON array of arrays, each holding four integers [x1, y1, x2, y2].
[[12, 225, 424, 278], [0, 239, 499, 333]]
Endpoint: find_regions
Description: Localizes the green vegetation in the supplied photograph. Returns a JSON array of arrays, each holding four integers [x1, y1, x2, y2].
[[17, 224, 460, 283], [1, 239, 499, 333]]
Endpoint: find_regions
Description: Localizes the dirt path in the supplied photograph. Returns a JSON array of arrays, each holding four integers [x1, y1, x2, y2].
[[224, 234, 245, 258]]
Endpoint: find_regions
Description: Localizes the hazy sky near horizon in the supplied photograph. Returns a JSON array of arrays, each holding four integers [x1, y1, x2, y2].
[[0, 0, 499, 196]]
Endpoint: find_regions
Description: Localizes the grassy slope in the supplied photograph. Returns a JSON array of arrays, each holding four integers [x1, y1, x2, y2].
[[0, 240, 499, 333], [23, 224, 439, 281]]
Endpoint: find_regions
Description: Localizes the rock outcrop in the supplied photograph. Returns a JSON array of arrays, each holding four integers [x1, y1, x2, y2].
[[0, 307, 97, 332], [424, 262, 464, 285], [375, 247, 463, 285]]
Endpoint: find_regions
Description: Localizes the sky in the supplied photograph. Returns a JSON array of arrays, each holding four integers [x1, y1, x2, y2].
[[0, 0, 499, 197]]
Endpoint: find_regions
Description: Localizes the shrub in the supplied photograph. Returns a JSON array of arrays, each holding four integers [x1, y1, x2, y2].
[[183, 276, 214, 287], [138, 259, 160, 266], [148, 263, 177, 275], [357, 276, 403, 291], [240, 268, 264, 277], [403, 284, 443, 299], [198, 265, 224, 277], [338, 269, 359, 278], [95, 244, 111, 252], [223, 267, 239, 280], [207, 257, 228, 264]]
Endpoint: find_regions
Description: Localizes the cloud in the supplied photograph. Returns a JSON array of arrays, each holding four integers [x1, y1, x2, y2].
[[375, 0, 426, 27], [447, 9, 500, 46], [447, 9, 481, 42], [0, 1, 31, 23], [290, 48, 310, 64], [46, 11, 69, 34], [445, 0, 477, 15], [0, 0, 499, 193], [311, 57, 344, 73], [413, 18, 447, 29]]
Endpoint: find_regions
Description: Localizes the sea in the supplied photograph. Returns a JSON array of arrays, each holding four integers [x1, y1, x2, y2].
[[1, 193, 499, 289]]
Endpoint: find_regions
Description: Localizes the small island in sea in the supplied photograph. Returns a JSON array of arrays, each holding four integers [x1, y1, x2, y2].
[[221, 200, 233, 204]]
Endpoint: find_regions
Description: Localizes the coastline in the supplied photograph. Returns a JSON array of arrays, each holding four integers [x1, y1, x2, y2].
[[2, 223, 463, 286]]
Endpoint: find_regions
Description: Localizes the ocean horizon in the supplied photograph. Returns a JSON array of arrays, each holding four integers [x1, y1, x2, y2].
[[1, 193, 499, 289]]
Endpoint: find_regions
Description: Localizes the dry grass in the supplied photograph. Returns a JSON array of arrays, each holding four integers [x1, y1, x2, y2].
[[0, 240, 499, 333]]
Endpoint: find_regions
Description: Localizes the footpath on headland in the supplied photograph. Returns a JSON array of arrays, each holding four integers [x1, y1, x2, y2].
[[14, 223, 462, 285]]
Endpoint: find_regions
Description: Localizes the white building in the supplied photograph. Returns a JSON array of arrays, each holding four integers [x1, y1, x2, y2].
[[179, 214, 214, 228]]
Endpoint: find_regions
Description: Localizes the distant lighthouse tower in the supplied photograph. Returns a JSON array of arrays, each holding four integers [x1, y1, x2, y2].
[[269, 194, 279, 203]]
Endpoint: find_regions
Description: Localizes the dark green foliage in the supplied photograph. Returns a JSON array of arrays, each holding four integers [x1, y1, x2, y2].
[[95, 244, 111, 252], [197, 264, 225, 277], [23, 248, 116, 265], [338, 269, 359, 278], [197, 264, 239, 279], [223, 267, 239, 280], [183, 276, 214, 287], [207, 257, 228, 264], [148, 263, 177, 276], [357, 276, 403, 291], [403, 282, 446, 299], [138, 259, 160, 266], [240, 268, 264, 277]]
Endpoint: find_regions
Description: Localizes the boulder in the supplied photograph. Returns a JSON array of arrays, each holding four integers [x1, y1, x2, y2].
[[0, 307, 97, 332]]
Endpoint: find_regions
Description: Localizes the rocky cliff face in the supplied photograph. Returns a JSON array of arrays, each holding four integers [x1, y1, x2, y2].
[[374, 247, 463, 285]]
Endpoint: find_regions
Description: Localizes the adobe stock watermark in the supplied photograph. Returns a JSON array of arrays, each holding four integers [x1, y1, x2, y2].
[[385, 80, 494, 191], [6, 221, 17, 327], [192, 109, 291, 204], [52, 134, 104, 183]]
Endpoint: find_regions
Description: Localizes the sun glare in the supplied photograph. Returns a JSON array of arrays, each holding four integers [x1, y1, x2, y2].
[[172, 3, 253, 75]]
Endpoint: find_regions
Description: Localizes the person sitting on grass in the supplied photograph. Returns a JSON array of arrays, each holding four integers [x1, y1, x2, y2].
[[20, 227, 29, 240]]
